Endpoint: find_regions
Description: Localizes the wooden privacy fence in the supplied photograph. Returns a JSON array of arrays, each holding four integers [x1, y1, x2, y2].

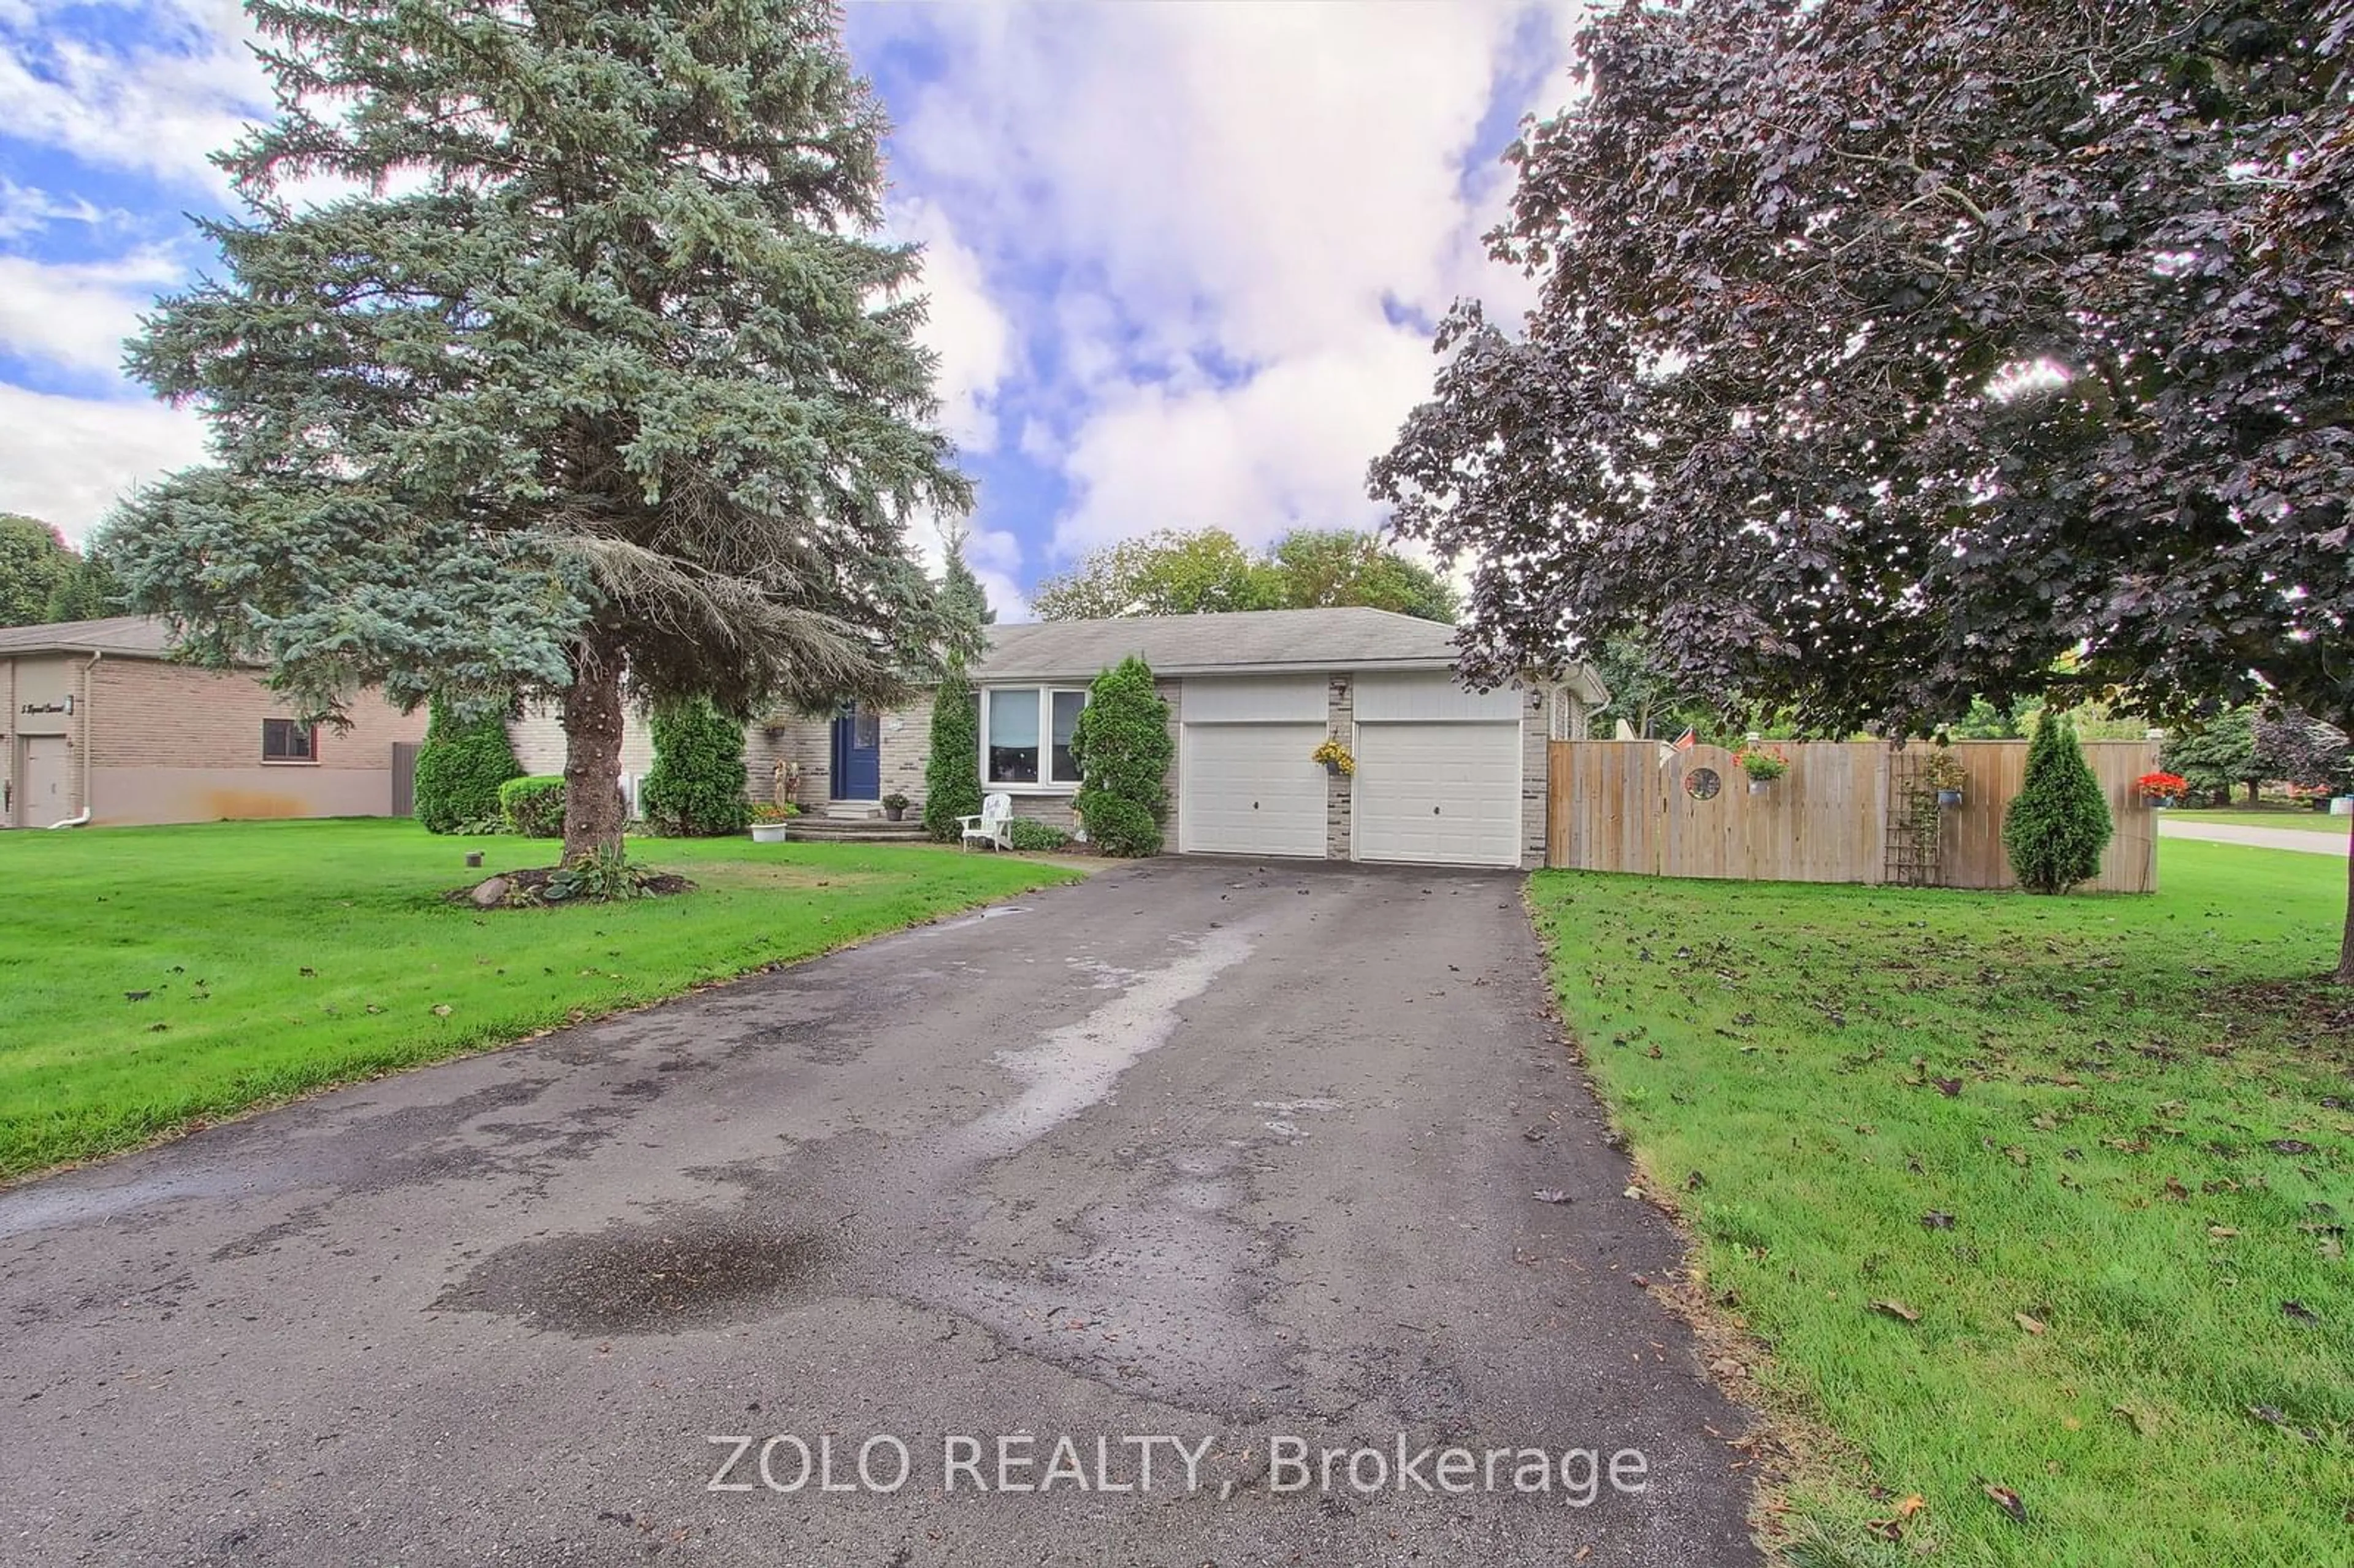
[[1547, 739, 2159, 892]]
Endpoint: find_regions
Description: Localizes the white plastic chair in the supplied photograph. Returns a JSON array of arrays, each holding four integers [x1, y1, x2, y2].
[[958, 792, 1015, 851]]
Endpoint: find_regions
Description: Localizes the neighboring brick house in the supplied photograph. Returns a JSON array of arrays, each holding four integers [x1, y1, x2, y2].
[[754, 609, 1607, 870], [0, 616, 428, 829]]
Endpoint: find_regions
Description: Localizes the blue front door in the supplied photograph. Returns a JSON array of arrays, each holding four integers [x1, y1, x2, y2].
[[831, 702, 881, 800]]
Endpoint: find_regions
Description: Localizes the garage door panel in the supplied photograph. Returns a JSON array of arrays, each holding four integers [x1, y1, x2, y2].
[[1181, 722, 1328, 858], [1352, 721, 1522, 867]]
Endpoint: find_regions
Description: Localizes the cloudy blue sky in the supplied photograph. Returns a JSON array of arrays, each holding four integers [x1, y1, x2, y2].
[[0, 0, 1580, 617]]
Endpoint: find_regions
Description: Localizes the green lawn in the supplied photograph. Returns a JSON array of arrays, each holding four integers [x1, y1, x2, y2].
[[0, 819, 1081, 1180], [1531, 842, 2352, 1568], [2169, 807, 2350, 835]]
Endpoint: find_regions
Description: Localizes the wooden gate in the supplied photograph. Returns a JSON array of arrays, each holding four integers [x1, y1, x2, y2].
[[1547, 739, 2158, 892], [390, 740, 421, 818]]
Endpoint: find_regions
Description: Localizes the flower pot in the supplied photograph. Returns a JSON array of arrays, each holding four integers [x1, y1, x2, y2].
[[1322, 759, 1345, 777], [750, 823, 791, 843], [884, 804, 906, 821], [1747, 778, 1772, 795], [1937, 788, 1964, 809]]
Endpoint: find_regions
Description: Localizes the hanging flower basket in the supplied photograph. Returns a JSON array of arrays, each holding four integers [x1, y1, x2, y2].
[[1734, 745, 1790, 789], [1311, 737, 1356, 777], [2136, 771, 2187, 809], [1922, 750, 1968, 809]]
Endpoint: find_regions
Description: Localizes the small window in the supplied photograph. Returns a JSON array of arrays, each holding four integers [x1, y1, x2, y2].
[[262, 719, 316, 763], [986, 689, 1040, 785], [1050, 690, 1085, 783], [983, 687, 1089, 788]]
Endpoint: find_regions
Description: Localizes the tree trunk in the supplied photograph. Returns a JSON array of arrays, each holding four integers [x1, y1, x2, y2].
[[2247, 778, 2261, 804], [2338, 840, 2354, 984], [561, 635, 627, 863]]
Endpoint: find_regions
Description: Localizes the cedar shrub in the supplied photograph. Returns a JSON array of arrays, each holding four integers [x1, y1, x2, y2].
[[924, 666, 983, 842], [1070, 656, 1171, 858], [411, 698, 522, 834], [641, 698, 750, 837], [2003, 710, 2113, 894]]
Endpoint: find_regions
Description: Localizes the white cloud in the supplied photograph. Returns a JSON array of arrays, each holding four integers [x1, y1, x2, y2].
[[0, 249, 183, 378], [0, 385, 207, 540], [871, 0, 1580, 568], [896, 198, 1013, 457], [1054, 329, 1441, 556], [0, 0, 268, 192]]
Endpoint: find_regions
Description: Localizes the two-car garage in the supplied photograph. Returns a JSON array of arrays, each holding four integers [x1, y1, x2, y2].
[[1176, 671, 1527, 869]]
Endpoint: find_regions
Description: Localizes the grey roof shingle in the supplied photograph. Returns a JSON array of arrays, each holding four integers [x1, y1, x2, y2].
[[0, 615, 194, 660], [970, 607, 1469, 682]]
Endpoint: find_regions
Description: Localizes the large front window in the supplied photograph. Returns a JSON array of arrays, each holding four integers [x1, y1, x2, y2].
[[984, 687, 1087, 787]]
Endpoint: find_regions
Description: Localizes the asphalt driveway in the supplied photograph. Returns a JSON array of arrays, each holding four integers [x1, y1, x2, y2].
[[1, 857, 1758, 1567]]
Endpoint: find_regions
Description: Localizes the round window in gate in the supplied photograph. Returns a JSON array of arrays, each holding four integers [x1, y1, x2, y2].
[[1684, 767, 1722, 801]]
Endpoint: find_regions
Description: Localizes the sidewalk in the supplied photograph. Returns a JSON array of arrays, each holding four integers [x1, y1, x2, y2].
[[2158, 818, 2350, 856]]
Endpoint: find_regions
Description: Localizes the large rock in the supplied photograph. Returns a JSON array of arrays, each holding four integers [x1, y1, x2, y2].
[[469, 877, 512, 909]]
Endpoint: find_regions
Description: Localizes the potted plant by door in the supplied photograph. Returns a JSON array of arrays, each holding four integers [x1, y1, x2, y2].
[[749, 802, 797, 842], [1734, 744, 1790, 794], [1923, 750, 1968, 809], [881, 791, 911, 823]]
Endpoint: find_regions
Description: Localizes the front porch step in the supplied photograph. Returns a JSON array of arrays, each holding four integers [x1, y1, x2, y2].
[[788, 816, 928, 843], [818, 801, 882, 819]]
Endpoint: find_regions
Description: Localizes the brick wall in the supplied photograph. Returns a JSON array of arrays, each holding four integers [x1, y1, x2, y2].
[[1324, 673, 1352, 859], [1520, 683, 1550, 870], [88, 661, 424, 772]]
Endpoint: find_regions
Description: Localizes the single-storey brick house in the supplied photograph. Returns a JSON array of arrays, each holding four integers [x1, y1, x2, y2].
[[0, 616, 429, 829], [753, 609, 1607, 870]]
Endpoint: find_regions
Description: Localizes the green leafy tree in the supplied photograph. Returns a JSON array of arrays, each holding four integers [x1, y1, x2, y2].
[[411, 698, 524, 833], [1267, 529, 1457, 622], [1585, 632, 1718, 740], [104, 0, 966, 864], [1033, 530, 1287, 620], [923, 665, 982, 843], [44, 552, 123, 623], [641, 698, 750, 837], [2003, 712, 2114, 894], [0, 516, 75, 628], [2162, 708, 2261, 805], [1373, 0, 2354, 973], [1068, 656, 1172, 856]]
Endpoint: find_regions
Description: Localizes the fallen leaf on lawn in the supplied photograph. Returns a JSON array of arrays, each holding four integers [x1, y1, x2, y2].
[[1933, 1077, 1963, 1097], [1533, 1189, 1572, 1205], [2209, 1225, 2239, 1239], [1685, 1170, 1707, 1191], [2005, 1145, 2030, 1166], [2109, 1402, 2154, 1436], [2283, 1300, 2320, 1324], [1872, 1299, 1921, 1323], [2015, 1311, 2047, 1335], [123, 990, 150, 1003], [430, 1003, 452, 1017], [2268, 1139, 2316, 1155], [1921, 1210, 1956, 1230], [1708, 1356, 1745, 1377], [1864, 1518, 1903, 1541], [1623, 1186, 1642, 1200], [299, 966, 316, 978], [2029, 1114, 2060, 1132], [1896, 1494, 1926, 1518], [1981, 1482, 2027, 1522], [2163, 1176, 2190, 1200]]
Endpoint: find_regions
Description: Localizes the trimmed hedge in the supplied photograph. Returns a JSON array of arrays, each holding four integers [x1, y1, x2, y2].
[[1070, 655, 1171, 857], [924, 666, 983, 842], [641, 698, 750, 836], [498, 775, 566, 838], [2003, 710, 2114, 893], [411, 699, 522, 834]]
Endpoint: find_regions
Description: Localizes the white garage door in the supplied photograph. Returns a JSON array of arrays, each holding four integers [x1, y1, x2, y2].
[[1352, 720, 1523, 867], [1181, 722, 1329, 857]]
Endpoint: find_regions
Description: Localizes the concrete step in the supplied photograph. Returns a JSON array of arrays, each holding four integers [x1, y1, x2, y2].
[[788, 817, 928, 843]]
